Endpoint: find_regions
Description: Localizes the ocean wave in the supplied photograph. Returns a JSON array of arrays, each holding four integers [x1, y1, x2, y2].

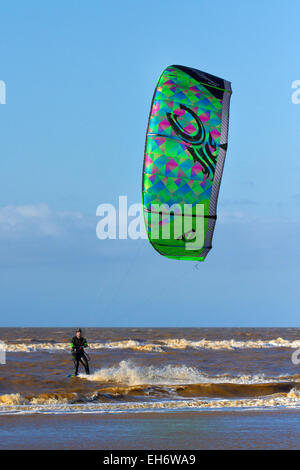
[[79, 360, 300, 386], [160, 337, 300, 350], [2, 361, 300, 409], [4, 340, 164, 353], [1, 362, 300, 415], [4, 336, 300, 352], [1, 382, 298, 407], [1, 388, 300, 415], [81, 361, 204, 385]]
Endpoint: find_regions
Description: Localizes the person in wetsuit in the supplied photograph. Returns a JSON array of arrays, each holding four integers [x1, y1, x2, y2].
[[70, 328, 90, 376]]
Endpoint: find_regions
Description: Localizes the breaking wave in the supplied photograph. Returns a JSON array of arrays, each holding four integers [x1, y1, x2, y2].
[[1, 359, 300, 415], [5, 336, 300, 353], [81, 360, 300, 386]]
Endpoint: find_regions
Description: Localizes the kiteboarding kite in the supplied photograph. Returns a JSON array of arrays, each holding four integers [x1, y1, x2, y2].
[[142, 65, 232, 261]]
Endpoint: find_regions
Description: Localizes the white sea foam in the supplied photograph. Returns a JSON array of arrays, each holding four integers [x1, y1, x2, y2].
[[5, 336, 300, 353], [1, 390, 300, 415], [79, 360, 292, 386], [4, 340, 163, 353]]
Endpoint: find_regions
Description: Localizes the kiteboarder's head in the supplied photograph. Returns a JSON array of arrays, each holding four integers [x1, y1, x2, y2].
[[75, 328, 82, 338]]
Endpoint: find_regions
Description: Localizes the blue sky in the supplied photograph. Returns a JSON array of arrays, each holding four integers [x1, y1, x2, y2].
[[0, 0, 299, 326]]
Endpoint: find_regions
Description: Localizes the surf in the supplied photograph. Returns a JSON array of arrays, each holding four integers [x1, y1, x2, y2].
[[5, 336, 300, 352]]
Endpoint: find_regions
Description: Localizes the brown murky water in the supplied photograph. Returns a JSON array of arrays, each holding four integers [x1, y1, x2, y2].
[[1, 328, 300, 449]]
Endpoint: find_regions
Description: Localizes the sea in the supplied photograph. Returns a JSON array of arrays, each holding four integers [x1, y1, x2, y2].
[[1, 327, 300, 449]]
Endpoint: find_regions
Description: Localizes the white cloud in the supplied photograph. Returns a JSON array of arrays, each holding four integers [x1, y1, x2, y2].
[[0, 203, 85, 238]]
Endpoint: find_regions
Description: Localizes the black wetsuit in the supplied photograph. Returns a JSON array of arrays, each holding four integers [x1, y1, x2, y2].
[[71, 336, 90, 376]]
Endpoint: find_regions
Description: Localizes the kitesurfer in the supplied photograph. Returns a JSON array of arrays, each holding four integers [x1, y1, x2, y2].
[[70, 328, 90, 376]]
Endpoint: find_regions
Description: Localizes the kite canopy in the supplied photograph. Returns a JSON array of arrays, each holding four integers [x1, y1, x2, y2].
[[142, 65, 232, 261]]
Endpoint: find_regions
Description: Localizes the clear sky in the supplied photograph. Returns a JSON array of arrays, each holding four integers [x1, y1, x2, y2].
[[0, 0, 299, 326]]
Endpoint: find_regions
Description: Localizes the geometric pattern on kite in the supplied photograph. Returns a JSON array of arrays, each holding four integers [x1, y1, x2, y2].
[[142, 65, 232, 261]]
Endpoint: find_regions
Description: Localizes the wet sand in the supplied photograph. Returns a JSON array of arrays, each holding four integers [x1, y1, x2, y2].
[[1, 409, 300, 450]]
